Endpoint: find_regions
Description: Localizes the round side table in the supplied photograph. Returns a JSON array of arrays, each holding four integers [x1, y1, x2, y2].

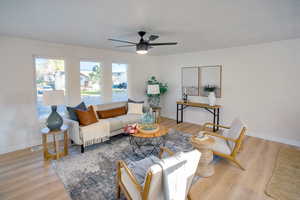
[[41, 125, 69, 161], [191, 135, 215, 177]]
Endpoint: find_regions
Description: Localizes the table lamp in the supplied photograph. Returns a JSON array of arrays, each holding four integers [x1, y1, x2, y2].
[[147, 84, 160, 107], [43, 90, 65, 131]]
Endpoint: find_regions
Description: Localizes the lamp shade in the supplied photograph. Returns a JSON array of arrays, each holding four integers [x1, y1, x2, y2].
[[43, 90, 65, 106], [147, 85, 160, 95]]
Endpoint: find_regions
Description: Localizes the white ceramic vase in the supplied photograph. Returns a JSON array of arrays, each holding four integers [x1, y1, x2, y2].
[[208, 92, 216, 106]]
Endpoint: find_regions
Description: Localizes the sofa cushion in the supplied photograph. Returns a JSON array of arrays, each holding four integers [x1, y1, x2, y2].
[[75, 106, 98, 126], [128, 103, 143, 115], [97, 106, 127, 119], [103, 117, 123, 132], [117, 114, 142, 126], [210, 135, 232, 155], [66, 102, 87, 122]]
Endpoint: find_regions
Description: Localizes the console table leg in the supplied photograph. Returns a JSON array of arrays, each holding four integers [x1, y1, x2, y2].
[[181, 104, 183, 123], [176, 104, 179, 124], [213, 108, 216, 132], [217, 108, 220, 131]]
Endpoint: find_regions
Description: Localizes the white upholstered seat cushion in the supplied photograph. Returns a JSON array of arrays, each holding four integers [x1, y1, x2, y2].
[[117, 114, 142, 126], [102, 117, 123, 132], [223, 118, 245, 150], [210, 135, 232, 155]]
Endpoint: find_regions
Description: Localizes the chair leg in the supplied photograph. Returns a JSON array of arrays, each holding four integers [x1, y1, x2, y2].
[[116, 184, 121, 199], [187, 193, 192, 200], [231, 159, 245, 171]]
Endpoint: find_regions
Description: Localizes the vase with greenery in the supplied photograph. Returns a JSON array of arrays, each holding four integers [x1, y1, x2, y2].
[[204, 85, 217, 106], [146, 76, 168, 107]]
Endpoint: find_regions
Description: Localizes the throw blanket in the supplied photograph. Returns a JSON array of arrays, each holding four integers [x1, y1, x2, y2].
[[79, 120, 110, 147], [156, 152, 188, 200]]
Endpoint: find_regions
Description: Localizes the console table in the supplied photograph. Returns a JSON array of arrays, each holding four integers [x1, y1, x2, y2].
[[176, 101, 221, 131]]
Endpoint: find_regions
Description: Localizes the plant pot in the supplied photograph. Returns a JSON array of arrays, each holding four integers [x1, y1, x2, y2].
[[208, 92, 216, 106]]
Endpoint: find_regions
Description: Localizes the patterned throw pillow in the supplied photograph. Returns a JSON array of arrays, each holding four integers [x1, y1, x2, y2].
[[127, 103, 143, 115]]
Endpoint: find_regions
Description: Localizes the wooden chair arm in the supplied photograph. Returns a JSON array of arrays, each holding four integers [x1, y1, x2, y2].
[[203, 131, 237, 143], [203, 122, 231, 130], [159, 147, 175, 159], [117, 160, 143, 192]]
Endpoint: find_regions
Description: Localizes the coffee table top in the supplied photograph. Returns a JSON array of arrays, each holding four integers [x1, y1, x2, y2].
[[131, 125, 169, 138]]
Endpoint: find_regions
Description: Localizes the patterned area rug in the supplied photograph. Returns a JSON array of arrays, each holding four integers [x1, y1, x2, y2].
[[52, 129, 195, 200], [265, 147, 300, 200]]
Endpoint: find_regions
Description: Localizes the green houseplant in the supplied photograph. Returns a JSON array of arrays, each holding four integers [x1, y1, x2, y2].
[[203, 85, 217, 106], [146, 76, 168, 107]]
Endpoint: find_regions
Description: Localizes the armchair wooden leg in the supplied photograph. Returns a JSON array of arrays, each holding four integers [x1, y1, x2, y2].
[[116, 184, 121, 199], [187, 193, 192, 200], [231, 158, 245, 171]]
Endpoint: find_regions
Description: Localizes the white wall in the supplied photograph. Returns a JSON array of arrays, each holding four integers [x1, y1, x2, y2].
[[157, 39, 300, 147], [0, 36, 158, 154]]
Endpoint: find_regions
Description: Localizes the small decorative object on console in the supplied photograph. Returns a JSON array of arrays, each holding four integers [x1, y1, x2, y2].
[[204, 85, 217, 106]]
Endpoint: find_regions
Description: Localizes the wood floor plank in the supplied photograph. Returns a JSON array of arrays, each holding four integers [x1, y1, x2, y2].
[[0, 117, 290, 200]]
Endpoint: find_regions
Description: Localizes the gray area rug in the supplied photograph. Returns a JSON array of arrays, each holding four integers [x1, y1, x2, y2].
[[52, 129, 196, 200]]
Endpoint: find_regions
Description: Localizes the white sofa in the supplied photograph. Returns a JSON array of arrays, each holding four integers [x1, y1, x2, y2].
[[65, 101, 147, 153]]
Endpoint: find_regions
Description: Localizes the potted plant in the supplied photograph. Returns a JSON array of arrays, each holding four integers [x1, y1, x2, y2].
[[204, 85, 217, 106], [146, 76, 168, 107]]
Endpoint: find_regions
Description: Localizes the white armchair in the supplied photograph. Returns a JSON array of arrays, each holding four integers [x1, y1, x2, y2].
[[116, 147, 201, 200]]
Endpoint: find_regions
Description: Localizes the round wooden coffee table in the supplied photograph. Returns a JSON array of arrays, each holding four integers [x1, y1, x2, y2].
[[129, 124, 168, 157], [191, 135, 215, 177]]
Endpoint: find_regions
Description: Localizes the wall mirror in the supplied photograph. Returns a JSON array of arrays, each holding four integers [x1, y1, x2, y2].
[[182, 65, 222, 98], [181, 67, 199, 96]]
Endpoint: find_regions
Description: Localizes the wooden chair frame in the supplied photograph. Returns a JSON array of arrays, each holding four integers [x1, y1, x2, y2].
[[202, 122, 247, 170], [116, 147, 192, 200]]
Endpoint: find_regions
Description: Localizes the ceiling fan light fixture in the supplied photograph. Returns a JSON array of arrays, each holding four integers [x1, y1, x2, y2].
[[136, 50, 148, 54], [136, 43, 148, 55]]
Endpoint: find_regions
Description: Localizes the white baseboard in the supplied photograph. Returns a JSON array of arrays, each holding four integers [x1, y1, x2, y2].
[[162, 114, 300, 147], [0, 139, 42, 155], [246, 132, 300, 147]]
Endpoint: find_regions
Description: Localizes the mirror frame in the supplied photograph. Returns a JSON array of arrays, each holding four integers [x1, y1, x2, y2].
[[181, 65, 222, 98]]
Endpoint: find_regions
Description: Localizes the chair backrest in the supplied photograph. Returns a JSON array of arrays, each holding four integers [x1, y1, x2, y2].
[[225, 118, 246, 151], [144, 150, 201, 200]]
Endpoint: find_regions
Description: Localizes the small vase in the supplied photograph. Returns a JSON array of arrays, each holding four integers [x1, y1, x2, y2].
[[46, 105, 63, 131], [208, 92, 216, 106]]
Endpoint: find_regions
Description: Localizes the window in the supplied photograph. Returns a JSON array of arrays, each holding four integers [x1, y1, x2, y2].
[[35, 58, 65, 117], [80, 61, 102, 105], [112, 63, 128, 102]]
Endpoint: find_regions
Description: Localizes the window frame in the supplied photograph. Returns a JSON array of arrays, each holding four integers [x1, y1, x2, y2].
[[111, 62, 129, 102], [79, 59, 102, 105], [33, 55, 67, 119]]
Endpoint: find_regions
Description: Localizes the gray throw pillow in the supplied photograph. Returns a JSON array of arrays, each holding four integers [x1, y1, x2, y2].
[[66, 102, 87, 122]]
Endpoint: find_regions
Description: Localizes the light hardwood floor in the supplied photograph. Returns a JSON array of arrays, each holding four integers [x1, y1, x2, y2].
[[0, 118, 286, 200]]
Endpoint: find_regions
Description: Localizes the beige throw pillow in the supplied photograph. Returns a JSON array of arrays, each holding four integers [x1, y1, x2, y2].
[[127, 103, 143, 115]]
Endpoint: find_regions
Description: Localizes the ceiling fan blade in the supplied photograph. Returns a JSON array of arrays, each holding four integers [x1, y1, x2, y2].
[[108, 39, 137, 44], [149, 42, 178, 46], [115, 45, 136, 47], [149, 35, 159, 41]]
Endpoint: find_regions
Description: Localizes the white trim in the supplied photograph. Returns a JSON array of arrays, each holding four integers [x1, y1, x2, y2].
[[0, 139, 41, 155], [162, 114, 300, 147], [246, 131, 300, 147]]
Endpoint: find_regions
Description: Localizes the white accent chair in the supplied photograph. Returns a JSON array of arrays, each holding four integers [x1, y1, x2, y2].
[[201, 118, 247, 170], [116, 147, 201, 200]]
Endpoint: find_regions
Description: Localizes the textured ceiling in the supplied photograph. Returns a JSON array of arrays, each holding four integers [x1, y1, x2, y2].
[[0, 0, 299, 55]]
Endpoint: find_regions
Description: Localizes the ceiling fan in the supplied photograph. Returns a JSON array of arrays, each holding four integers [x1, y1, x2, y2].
[[108, 31, 178, 55]]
